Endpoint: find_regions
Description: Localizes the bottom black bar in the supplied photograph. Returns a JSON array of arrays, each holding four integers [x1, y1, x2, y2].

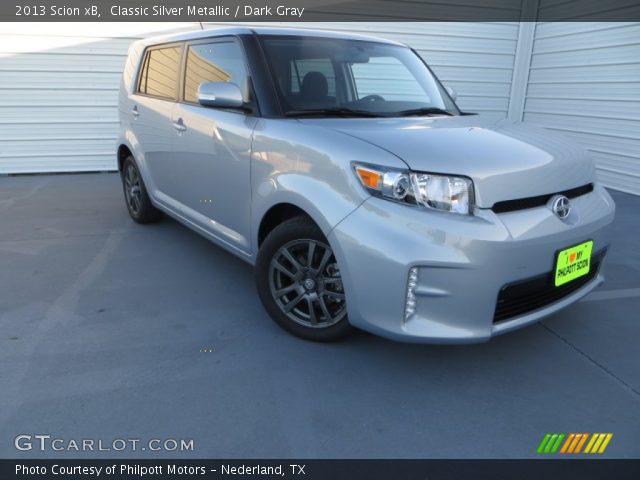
[[2, 459, 640, 480]]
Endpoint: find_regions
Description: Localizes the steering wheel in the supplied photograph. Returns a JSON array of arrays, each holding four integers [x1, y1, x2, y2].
[[360, 94, 385, 102]]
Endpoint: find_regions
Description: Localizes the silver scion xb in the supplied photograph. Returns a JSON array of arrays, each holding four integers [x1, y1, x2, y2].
[[117, 27, 615, 343]]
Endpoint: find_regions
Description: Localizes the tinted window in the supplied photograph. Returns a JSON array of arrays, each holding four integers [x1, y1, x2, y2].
[[184, 42, 247, 103], [138, 46, 181, 100]]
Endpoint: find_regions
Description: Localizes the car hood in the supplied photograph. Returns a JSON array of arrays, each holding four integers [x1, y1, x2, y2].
[[301, 115, 595, 208]]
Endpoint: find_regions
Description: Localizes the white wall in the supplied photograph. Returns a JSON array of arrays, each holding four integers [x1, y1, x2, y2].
[[0, 22, 519, 174], [523, 22, 640, 195], [0, 23, 195, 173], [0, 21, 638, 196]]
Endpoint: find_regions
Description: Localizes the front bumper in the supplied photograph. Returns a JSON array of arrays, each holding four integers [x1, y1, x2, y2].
[[328, 184, 615, 343]]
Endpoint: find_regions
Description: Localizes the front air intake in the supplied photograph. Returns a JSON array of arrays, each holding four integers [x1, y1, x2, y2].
[[493, 249, 605, 323]]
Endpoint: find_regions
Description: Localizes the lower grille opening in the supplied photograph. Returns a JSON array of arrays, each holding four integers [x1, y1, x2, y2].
[[493, 249, 605, 323]]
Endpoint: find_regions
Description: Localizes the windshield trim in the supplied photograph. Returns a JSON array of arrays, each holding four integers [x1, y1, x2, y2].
[[409, 46, 461, 116]]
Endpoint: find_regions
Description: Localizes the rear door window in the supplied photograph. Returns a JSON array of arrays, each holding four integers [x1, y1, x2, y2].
[[138, 46, 182, 100]]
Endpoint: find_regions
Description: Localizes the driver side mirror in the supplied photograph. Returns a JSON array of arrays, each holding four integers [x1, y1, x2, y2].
[[198, 82, 245, 109], [445, 86, 458, 101]]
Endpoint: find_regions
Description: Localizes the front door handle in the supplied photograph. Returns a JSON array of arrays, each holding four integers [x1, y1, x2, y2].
[[131, 106, 139, 118], [173, 119, 186, 132]]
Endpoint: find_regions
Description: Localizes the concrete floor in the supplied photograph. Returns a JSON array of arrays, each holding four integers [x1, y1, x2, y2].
[[1, 173, 639, 459]]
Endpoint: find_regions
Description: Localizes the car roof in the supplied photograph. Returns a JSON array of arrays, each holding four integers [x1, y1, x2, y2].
[[134, 26, 406, 49]]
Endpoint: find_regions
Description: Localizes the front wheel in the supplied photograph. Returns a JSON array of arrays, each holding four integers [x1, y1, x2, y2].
[[256, 216, 351, 342]]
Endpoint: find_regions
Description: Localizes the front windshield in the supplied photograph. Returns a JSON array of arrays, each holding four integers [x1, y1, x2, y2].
[[260, 36, 460, 117]]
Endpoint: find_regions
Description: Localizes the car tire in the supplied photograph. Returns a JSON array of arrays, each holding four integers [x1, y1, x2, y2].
[[121, 156, 162, 224], [256, 215, 352, 342]]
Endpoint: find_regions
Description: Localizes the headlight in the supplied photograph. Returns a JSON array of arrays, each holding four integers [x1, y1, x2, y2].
[[353, 163, 474, 215]]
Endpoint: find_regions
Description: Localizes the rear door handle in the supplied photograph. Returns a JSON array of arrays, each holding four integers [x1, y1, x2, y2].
[[173, 118, 187, 132], [131, 106, 139, 118]]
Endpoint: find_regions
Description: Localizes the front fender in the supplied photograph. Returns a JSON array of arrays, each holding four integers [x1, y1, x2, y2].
[[251, 178, 364, 252], [250, 118, 406, 253]]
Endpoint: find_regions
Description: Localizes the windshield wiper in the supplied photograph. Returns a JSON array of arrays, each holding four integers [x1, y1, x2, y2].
[[284, 108, 383, 118], [395, 107, 454, 117]]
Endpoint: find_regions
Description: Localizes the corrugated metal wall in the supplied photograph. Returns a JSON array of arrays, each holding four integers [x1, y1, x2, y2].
[[0, 23, 194, 173], [0, 22, 519, 174], [523, 22, 640, 195], [0, 21, 638, 196]]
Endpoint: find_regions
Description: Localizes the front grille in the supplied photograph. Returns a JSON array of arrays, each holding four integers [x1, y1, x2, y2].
[[491, 183, 594, 214], [493, 249, 605, 323]]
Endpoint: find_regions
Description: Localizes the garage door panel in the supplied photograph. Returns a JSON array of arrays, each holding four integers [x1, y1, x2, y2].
[[1, 71, 122, 89], [524, 98, 640, 119], [524, 112, 640, 141], [526, 82, 640, 100], [0, 106, 118, 123], [538, 0, 640, 21], [595, 169, 640, 195], [533, 24, 640, 53], [433, 65, 514, 83], [547, 130, 640, 159], [530, 44, 640, 68], [456, 96, 509, 112], [420, 50, 516, 69], [443, 81, 511, 98], [0, 35, 134, 55], [0, 53, 126, 72], [0, 89, 119, 107], [2, 138, 116, 155], [529, 63, 640, 83], [525, 22, 640, 194], [533, 21, 637, 38], [0, 154, 116, 173], [0, 123, 117, 141]]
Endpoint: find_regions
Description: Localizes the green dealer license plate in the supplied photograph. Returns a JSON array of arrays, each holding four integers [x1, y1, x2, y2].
[[554, 240, 593, 287]]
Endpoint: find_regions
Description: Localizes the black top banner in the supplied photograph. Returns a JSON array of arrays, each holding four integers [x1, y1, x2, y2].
[[5, 0, 640, 22], [3, 459, 640, 480]]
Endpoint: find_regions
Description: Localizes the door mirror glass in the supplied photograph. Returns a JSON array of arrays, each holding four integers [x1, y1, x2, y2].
[[198, 82, 244, 108], [445, 86, 458, 101]]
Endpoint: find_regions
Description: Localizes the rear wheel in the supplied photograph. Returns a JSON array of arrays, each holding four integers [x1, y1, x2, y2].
[[256, 216, 351, 341], [121, 156, 162, 224]]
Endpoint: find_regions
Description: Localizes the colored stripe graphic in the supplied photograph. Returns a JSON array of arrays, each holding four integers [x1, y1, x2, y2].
[[574, 433, 589, 453], [545, 434, 558, 453], [550, 434, 565, 453], [537, 434, 552, 454], [539, 433, 613, 454], [561, 433, 587, 453], [591, 434, 606, 453], [568, 434, 580, 453], [597, 434, 613, 453], [584, 434, 598, 453], [585, 433, 614, 454], [560, 433, 575, 453], [537, 433, 565, 453]]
